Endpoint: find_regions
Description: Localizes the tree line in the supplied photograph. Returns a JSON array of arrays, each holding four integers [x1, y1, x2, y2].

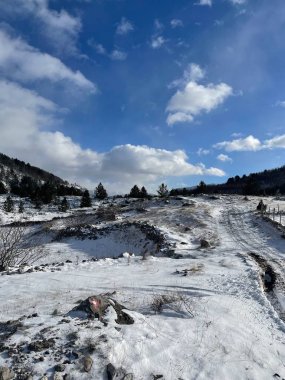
[[2, 182, 172, 213]]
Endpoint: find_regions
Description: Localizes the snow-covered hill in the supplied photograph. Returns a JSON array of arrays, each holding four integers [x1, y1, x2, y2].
[[0, 195, 285, 380]]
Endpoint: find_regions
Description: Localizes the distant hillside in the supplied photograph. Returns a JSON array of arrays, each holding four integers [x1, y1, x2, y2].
[[171, 165, 285, 196], [0, 153, 67, 189], [0, 153, 83, 201]]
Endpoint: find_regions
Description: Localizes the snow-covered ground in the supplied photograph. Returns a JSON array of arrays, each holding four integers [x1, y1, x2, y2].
[[0, 195, 285, 379]]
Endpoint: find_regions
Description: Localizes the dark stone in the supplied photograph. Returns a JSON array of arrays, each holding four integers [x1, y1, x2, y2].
[[28, 339, 55, 352], [54, 364, 66, 372], [200, 239, 210, 248]]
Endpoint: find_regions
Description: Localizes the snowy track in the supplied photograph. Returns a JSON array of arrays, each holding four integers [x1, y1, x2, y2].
[[223, 202, 285, 319]]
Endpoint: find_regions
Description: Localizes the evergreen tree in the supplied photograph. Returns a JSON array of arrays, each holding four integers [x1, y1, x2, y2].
[[197, 181, 207, 194], [95, 183, 108, 200], [3, 196, 14, 212], [129, 185, 141, 198], [140, 186, 148, 199], [157, 183, 169, 198], [18, 200, 24, 213], [59, 197, 69, 212], [80, 190, 92, 208]]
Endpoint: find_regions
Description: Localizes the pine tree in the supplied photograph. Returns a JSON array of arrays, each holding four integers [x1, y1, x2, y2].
[[3, 196, 14, 212], [157, 183, 168, 198], [197, 181, 207, 194], [18, 200, 24, 213], [80, 190, 92, 208], [95, 183, 108, 200], [129, 185, 141, 198], [140, 186, 148, 199], [59, 197, 69, 212]]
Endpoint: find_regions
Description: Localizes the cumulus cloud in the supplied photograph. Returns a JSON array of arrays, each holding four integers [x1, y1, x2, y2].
[[170, 19, 184, 28], [264, 134, 285, 149], [166, 112, 193, 126], [116, 17, 134, 35], [0, 79, 225, 193], [214, 135, 262, 152], [151, 36, 166, 49], [0, 0, 81, 54], [217, 153, 232, 162], [110, 49, 127, 61], [166, 63, 233, 125], [0, 30, 96, 92]]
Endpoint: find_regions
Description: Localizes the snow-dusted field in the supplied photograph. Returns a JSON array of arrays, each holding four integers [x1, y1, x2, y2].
[[0, 195, 285, 379]]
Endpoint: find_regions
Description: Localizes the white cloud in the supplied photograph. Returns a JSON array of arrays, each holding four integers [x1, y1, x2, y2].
[[151, 36, 165, 49], [110, 49, 127, 61], [166, 112, 193, 126], [169, 63, 205, 89], [88, 39, 107, 55], [166, 63, 233, 125], [217, 153, 232, 162], [197, 148, 210, 156], [214, 135, 262, 151], [186, 63, 205, 82], [170, 19, 184, 28], [229, 0, 246, 4], [197, 0, 212, 6], [116, 17, 134, 35], [88, 40, 127, 61], [231, 132, 243, 137], [0, 79, 224, 193], [264, 134, 285, 149], [276, 100, 285, 108], [0, 0, 81, 54], [0, 30, 96, 92], [154, 19, 164, 30]]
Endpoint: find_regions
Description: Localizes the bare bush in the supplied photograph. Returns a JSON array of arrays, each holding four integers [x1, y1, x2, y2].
[[0, 224, 46, 270], [150, 292, 194, 317]]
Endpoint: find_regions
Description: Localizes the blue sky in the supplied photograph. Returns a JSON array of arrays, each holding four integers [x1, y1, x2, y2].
[[0, 0, 284, 193]]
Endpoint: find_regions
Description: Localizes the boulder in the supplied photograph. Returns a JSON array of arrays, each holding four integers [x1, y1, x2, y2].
[[106, 363, 133, 380], [83, 356, 93, 372], [0, 367, 14, 380], [200, 239, 210, 248], [69, 295, 134, 325]]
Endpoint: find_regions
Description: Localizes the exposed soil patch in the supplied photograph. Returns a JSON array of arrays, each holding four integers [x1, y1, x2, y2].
[[249, 252, 277, 292]]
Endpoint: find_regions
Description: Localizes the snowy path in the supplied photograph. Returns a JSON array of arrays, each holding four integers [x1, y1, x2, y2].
[[222, 200, 285, 317]]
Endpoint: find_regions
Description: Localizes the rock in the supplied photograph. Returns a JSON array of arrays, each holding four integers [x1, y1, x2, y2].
[[83, 356, 93, 372], [53, 373, 63, 380], [28, 338, 55, 352], [106, 363, 130, 380], [0, 367, 14, 380], [123, 375, 134, 380], [54, 364, 65, 372], [0, 319, 22, 343], [69, 295, 134, 325], [200, 239, 210, 248], [151, 375, 164, 380], [41, 376, 48, 380]]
